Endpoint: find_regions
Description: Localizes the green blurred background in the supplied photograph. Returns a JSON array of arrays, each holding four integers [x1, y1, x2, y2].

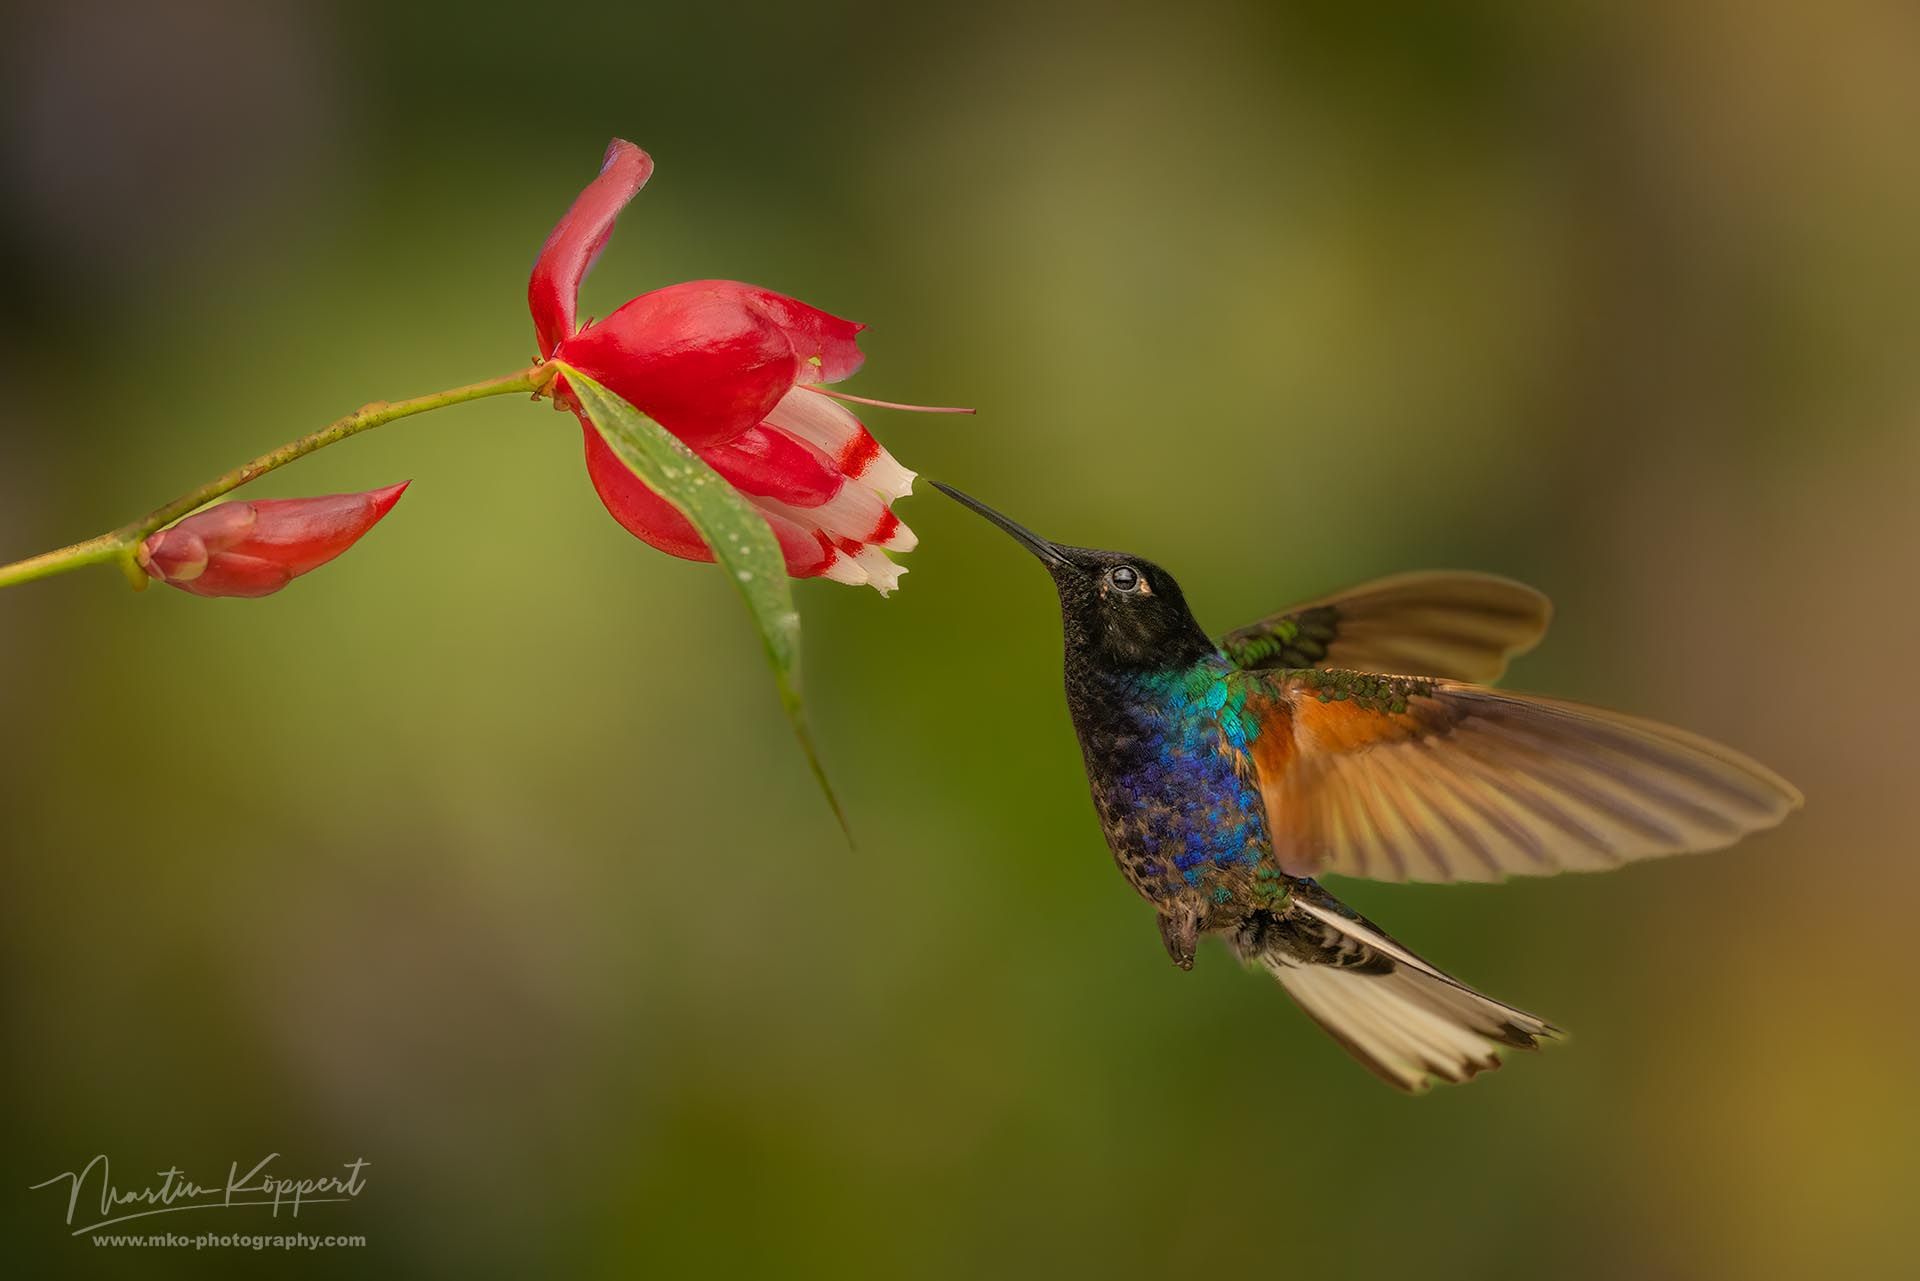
[[3, 1, 1916, 1277]]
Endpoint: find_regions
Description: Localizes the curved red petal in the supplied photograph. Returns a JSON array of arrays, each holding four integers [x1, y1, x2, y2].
[[699, 425, 842, 507], [140, 527, 210, 581], [581, 422, 712, 562], [174, 500, 257, 554], [556, 280, 801, 450], [579, 422, 834, 577], [735, 288, 866, 384], [175, 553, 294, 599], [529, 139, 655, 356], [762, 515, 836, 578], [237, 482, 411, 576]]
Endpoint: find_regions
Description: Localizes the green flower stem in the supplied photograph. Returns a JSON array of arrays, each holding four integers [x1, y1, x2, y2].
[[0, 364, 554, 592]]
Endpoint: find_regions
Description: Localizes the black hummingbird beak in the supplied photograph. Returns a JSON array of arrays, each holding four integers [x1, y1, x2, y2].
[[929, 482, 1075, 571]]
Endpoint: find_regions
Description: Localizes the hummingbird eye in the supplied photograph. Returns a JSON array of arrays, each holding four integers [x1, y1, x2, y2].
[[1106, 565, 1142, 593]]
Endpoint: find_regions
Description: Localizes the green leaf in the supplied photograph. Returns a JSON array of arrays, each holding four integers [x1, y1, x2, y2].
[[557, 364, 848, 838]]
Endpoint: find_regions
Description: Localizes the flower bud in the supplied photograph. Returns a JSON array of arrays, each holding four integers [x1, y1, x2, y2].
[[137, 482, 409, 598]]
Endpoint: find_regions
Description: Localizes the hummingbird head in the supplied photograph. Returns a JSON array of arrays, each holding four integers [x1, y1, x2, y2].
[[931, 482, 1218, 670]]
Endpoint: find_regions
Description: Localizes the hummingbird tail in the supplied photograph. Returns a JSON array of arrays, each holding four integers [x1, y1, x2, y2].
[[1231, 882, 1561, 1093]]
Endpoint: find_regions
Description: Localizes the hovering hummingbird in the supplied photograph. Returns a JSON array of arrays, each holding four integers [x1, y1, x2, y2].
[[932, 483, 1802, 1092]]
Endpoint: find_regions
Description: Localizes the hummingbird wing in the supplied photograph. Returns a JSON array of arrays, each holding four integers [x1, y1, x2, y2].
[[1220, 571, 1551, 684], [1226, 669, 1801, 883]]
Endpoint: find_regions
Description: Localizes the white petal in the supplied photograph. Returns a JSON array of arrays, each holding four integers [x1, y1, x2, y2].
[[860, 451, 916, 504], [765, 387, 866, 454], [758, 487, 876, 545], [757, 486, 917, 553], [818, 551, 869, 587], [853, 547, 907, 596]]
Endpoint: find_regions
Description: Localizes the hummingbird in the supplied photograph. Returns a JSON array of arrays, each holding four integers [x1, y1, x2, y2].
[[931, 483, 1802, 1092]]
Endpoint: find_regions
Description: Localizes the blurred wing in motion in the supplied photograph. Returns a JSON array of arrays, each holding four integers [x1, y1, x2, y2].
[[1229, 670, 1802, 883], [1221, 571, 1552, 684]]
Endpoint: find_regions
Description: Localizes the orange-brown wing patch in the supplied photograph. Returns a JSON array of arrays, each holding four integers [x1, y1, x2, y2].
[[1233, 670, 1801, 883], [1236, 678, 1298, 787]]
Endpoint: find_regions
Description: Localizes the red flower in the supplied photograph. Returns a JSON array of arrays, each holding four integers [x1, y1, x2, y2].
[[137, 483, 409, 598], [530, 139, 959, 593]]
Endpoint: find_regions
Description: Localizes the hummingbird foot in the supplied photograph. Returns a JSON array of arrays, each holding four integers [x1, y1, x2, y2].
[[1157, 906, 1202, 971]]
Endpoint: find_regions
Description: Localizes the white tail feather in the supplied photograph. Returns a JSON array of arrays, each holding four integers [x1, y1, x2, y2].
[[1235, 891, 1559, 1092]]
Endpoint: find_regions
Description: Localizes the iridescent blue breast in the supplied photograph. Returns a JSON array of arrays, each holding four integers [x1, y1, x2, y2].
[[1074, 659, 1275, 909]]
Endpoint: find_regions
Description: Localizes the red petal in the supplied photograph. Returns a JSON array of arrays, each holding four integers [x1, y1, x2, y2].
[[236, 483, 410, 576], [579, 422, 834, 577], [735, 288, 866, 384], [699, 425, 843, 507], [139, 527, 211, 581], [759, 513, 836, 578], [176, 554, 294, 599], [581, 422, 710, 561], [556, 281, 801, 451], [174, 500, 257, 554], [529, 139, 655, 357]]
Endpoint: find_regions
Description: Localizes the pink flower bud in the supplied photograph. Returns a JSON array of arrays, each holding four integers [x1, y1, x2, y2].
[[137, 483, 409, 598]]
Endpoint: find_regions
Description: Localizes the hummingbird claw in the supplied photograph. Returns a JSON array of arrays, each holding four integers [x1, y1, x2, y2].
[[1158, 908, 1200, 971]]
